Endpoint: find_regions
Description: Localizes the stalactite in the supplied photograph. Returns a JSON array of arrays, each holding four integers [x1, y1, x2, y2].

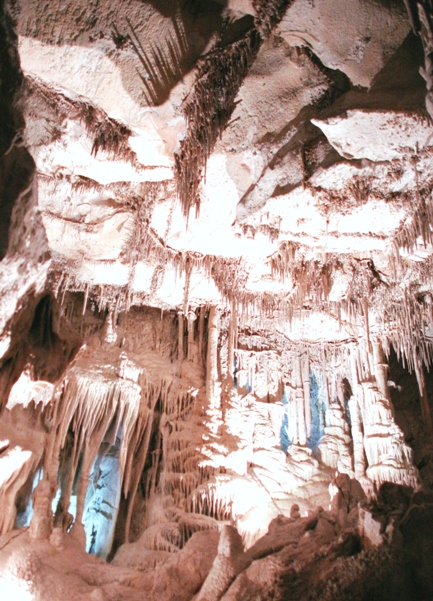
[[53, 434, 75, 530], [372, 340, 390, 401], [348, 393, 367, 480], [252, 0, 294, 38], [294, 356, 307, 446], [26, 76, 137, 164], [187, 310, 196, 362], [72, 443, 96, 543], [174, 28, 261, 218], [178, 311, 185, 362], [413, 348, 433, 435], [301, 353, 311, 440], [286, 377, 297, 445], [362, 298, 372, 354], [198, 306, 205, 365], [227, 305, 236, 384], [182, 260, 192, 314], [206, 307, 219, 404], [348, 351, 367, 479]]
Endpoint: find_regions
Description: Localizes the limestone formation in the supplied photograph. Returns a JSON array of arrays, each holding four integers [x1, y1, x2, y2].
[[0, 0, 433, 599]]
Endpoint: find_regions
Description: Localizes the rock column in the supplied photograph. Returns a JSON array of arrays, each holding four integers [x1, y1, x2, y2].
[[372, 340, 390, 401], [206, 307, 219, 404], [178, 311, 184, 362], [349, 352, 367, 479], [413, 349, 433, 435], [295, 356, 307, 446], [302, 354, 311, 440], [187, 310, 196, 361], [227, 306, 237, 384]]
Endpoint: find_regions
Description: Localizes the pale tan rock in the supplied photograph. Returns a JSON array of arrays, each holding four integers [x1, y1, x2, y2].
[[220, 554, 281, 601], [279, 0, 409, 87], [29, 479, 53, 541], [195, 525, 251, 601], [358, 507, 384, 548]]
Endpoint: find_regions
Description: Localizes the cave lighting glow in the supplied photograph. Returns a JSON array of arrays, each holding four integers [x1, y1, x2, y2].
[[0, 576, 34, 601]]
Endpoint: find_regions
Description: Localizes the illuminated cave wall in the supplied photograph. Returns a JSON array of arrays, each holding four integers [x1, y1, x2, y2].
[[0, 293, 425, 560], [0, 0, 433, 599]]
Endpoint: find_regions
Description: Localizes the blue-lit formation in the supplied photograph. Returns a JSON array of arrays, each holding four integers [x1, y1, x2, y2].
[[280, 372, 326, 455], [17, 436, 121, 559]]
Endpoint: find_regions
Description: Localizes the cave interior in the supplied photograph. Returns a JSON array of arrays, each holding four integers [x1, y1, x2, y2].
[[0, 0, 433, 599]]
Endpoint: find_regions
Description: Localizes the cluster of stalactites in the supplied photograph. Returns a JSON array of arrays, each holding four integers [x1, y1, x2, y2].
[[174, 0, 296, 219], [174, 28, 260, 218], [320, 339, 419, 489], [52, 243, 433, 434], [349, 341, 420, 488], [37, 367, 174, 543], [211, 247, 377, 334], [26, 76, 136, 163], [252, 0, 294, 37], [48, 197, 433, 383], [234, 333, 421, 493], [283, 353, 312, 446]]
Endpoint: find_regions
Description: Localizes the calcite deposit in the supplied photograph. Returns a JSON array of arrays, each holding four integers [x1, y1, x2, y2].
[[0, 0, 433, 599]]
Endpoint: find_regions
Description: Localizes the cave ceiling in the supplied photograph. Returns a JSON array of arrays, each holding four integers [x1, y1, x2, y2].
[[0, 0, 432, 360]]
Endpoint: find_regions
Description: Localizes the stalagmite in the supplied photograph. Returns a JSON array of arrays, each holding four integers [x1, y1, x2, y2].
[[29, 479, 53, 541], [0, 447, 40, 535], [351, 345, 419, 489], [53, 430, 76, 530], [317, 369, 353, 475], [103, 309, 117, 344]]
